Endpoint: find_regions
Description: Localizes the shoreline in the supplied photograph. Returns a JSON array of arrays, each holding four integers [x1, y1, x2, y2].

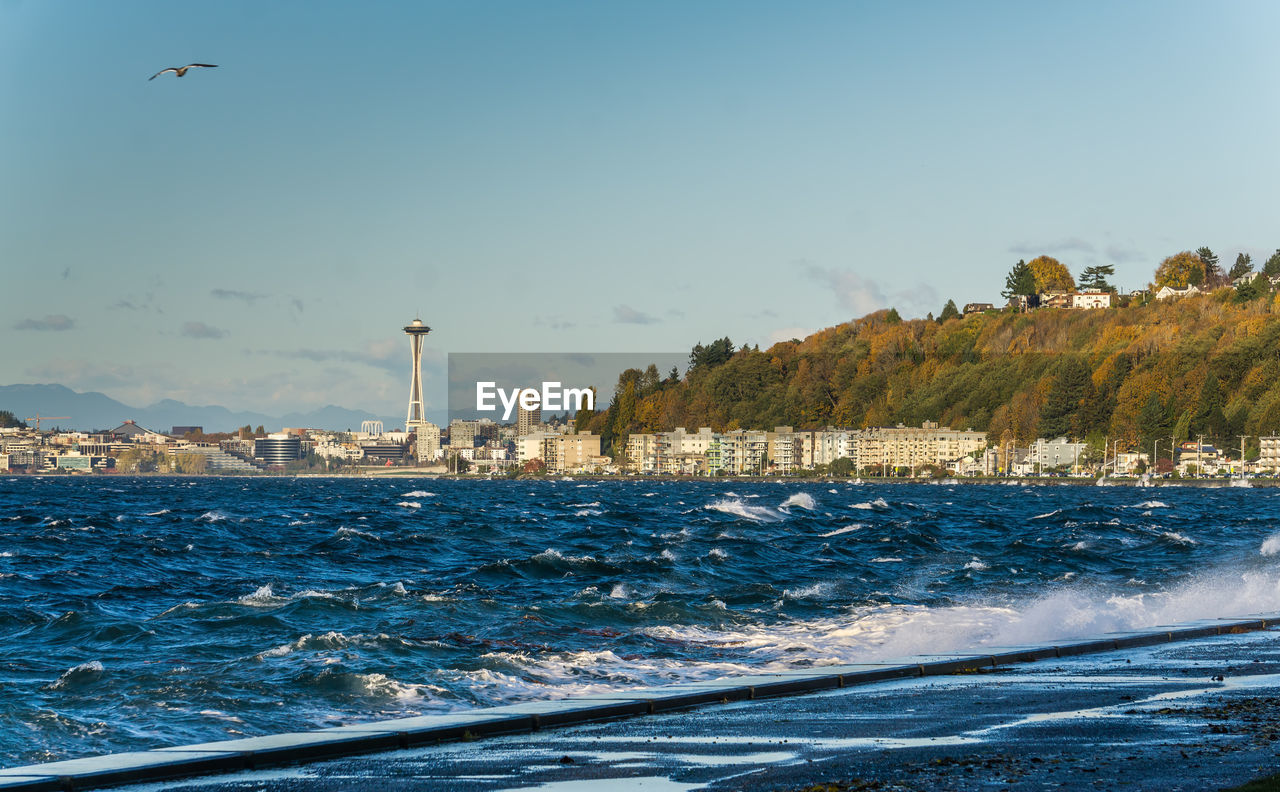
[[7, 470, 1276, 487], [2, 615, 1277, 790]]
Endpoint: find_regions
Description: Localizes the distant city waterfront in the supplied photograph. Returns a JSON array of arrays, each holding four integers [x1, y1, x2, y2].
[[2, 414, 1277, 481]]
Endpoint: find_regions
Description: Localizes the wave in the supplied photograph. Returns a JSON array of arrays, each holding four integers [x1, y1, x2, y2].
[[851, 498, 889, 510], [633, 561, 1280, 670], [46, 661, 104, 690], [704, 498, 784, 523], [820, 524, 863, 537], [237, 584, 281, 605], [780, 493, 816, 511], [1262, 534, 1280, 557], [401, 490, 436, 498], [195, 511, 227, 523], [397, 501, 422, 508]]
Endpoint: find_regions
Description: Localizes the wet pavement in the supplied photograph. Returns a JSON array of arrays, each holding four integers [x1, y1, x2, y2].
[[113, 630, 1280, 791]]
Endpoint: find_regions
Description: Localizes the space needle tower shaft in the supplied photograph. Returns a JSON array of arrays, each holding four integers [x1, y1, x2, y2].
[[404, 318, 432, 427]]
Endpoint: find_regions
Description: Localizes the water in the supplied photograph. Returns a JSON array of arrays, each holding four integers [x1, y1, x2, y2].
[[3, 477, 1280, 765]]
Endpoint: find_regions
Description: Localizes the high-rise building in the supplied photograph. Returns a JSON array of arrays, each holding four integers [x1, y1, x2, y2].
[[414, 422, 441, 462], [449, 419, 478, 449], [403, 318, 432, 428], [517, 405, 542, 436]]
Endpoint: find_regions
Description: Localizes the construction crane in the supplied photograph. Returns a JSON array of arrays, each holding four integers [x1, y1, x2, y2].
[[26, 415, 70, 432]]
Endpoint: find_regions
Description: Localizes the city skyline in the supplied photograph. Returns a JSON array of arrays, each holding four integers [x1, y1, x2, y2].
[[3, 1, 1279, 419]]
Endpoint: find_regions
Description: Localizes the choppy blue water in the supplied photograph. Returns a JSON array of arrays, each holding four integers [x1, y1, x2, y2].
[[3, 476, 1280, 765]]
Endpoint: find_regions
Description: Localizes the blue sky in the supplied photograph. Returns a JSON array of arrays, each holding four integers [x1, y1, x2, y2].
[[2, 1, 1278, 422]]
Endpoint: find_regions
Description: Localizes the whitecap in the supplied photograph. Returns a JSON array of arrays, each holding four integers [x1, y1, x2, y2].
[[237, 584, 280, 605], [48, 661, 104, 689], [820, 524, 863, 538], [784, 582, 834, 599], [964, 559, 989, 571], [780, 493, 816, 511], [1261, 534, 1280, 557], [397, 501, 422, 508], [705, 498, 784, 523], [870, 557, 903, 563], [401, 490, 436, 498], [851, 497, 889, 510]]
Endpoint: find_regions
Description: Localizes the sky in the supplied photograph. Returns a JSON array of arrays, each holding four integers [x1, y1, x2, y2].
[[2, 0, 1279, 423]]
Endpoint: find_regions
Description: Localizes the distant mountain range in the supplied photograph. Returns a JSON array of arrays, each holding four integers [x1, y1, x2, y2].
[[0, 384, 428, 433]]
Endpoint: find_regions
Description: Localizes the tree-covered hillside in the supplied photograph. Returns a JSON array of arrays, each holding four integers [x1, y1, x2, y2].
[[579, 289, 1280, 460]]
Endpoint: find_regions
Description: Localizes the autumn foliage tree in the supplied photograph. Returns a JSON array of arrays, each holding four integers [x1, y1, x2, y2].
[[577, 288, 1280, 456], [1027, 255, 1075, 293], [1154, 251, 1207, 289]]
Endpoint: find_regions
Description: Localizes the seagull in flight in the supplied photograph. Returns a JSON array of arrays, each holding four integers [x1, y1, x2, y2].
[[148, 63, 218, 81]]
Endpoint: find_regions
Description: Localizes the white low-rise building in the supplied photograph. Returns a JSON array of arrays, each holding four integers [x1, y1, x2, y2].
[[1071, 292, 1113, 309]]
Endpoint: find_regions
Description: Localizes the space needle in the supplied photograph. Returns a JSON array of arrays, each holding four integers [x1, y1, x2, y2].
[[404, 318, 432, 429]]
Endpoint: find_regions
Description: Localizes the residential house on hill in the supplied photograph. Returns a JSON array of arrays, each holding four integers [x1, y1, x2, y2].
[[1155, 284, 1201, 300], [1071, 292, 1113, 309]]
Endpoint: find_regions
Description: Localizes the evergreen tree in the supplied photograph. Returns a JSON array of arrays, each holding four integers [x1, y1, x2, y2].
[[0, 411, 24, 429], [938, 299, 962, 322], [1001, 259, 1037, 301], [1137, 394, 1171, 450], [1038, 358, 1089, 438], [1228, 253, 1253, 281], [885, 308, 902, 323], [1197, 246, 1222, 286], [1078, 264, 1116, 292], [1193, 373, 1227, 443], [1264, 249, 1280, 278], [688, 338, 735, 371]]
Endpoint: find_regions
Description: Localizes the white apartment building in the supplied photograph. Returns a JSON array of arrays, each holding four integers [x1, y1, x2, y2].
[[1026, 436, 1088, 472], [813, 430, 856, 466], [1258, 436, 1280, 472], [716, 430, 769, 475], [516, 432, 545, 464], [855, 421, 987, 473]]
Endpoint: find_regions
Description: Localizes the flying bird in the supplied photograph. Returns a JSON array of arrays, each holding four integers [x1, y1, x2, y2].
[[148, 63, 218, 81]]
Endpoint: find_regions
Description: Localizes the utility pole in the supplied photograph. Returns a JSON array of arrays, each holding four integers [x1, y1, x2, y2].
[[1240, 434, 1250, 478], [1197, 434, 1205, 478]]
